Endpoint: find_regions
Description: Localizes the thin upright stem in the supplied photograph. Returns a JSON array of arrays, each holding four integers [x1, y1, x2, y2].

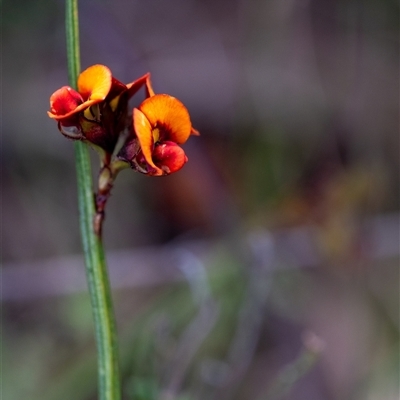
[[65, 1, 121, 399]]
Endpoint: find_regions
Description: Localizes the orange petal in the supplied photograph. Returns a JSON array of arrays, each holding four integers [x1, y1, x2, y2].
[[48, 86, 85, 120], [138, 94, 192, 144], [77, 64, 112, 102], [133, 108, 162, 173]]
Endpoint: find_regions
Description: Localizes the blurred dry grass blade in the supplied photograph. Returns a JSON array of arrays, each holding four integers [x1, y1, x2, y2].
[[260, 332, 325, 400], [2, 213, 399, 301]]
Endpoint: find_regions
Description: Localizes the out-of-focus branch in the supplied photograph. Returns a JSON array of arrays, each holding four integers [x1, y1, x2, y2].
[[3, 214, 399, 302]]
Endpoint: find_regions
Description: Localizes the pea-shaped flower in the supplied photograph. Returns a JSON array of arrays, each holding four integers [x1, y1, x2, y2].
[[48, 64, 198, 176], [48, 64, 150, 153], [119, 94, 199, 176]]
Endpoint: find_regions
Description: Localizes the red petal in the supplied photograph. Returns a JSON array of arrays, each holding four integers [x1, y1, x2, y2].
[[126, 73, 152, 98], [48, 86, 83, 119], [107, 77, 128, 99], [152, 141, 188, 175]]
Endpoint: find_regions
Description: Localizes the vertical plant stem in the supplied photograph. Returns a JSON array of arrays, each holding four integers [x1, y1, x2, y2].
[[65, 1, 121, 399]]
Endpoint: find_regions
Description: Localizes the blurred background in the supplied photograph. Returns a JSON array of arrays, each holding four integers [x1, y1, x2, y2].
[[3, 0, 399, 399]]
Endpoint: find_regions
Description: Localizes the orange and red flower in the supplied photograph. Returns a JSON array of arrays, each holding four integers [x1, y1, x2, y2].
[[118, 94, 199, 176], [48, 65, 112, 121], [48, 64, 198, 176], [48, 64, 150, 152]]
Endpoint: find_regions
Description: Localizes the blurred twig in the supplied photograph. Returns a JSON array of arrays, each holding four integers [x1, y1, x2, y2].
[[259, 331, 325, 400], [160, 251, 220, 400], [211, 230, 276, 400], [3, 213, 399, 302]]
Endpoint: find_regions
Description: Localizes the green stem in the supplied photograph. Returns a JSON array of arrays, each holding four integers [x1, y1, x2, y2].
[[65, 1, 121, 399]]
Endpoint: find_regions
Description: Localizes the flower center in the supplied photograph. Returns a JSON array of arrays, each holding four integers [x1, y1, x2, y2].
[[152, 126, 161, 144], [83, 104, 101, 122], [152, 124, 169, 144]]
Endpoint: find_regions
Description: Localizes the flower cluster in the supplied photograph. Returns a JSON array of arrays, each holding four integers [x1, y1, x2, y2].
[[48, 64, 198, 176]]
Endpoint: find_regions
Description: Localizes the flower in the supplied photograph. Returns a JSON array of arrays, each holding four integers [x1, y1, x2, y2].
[[48, 64, 112, 122], [48, 64, 150, 153], [119, 93, 199, 176], [48, 64, 199, 176]]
